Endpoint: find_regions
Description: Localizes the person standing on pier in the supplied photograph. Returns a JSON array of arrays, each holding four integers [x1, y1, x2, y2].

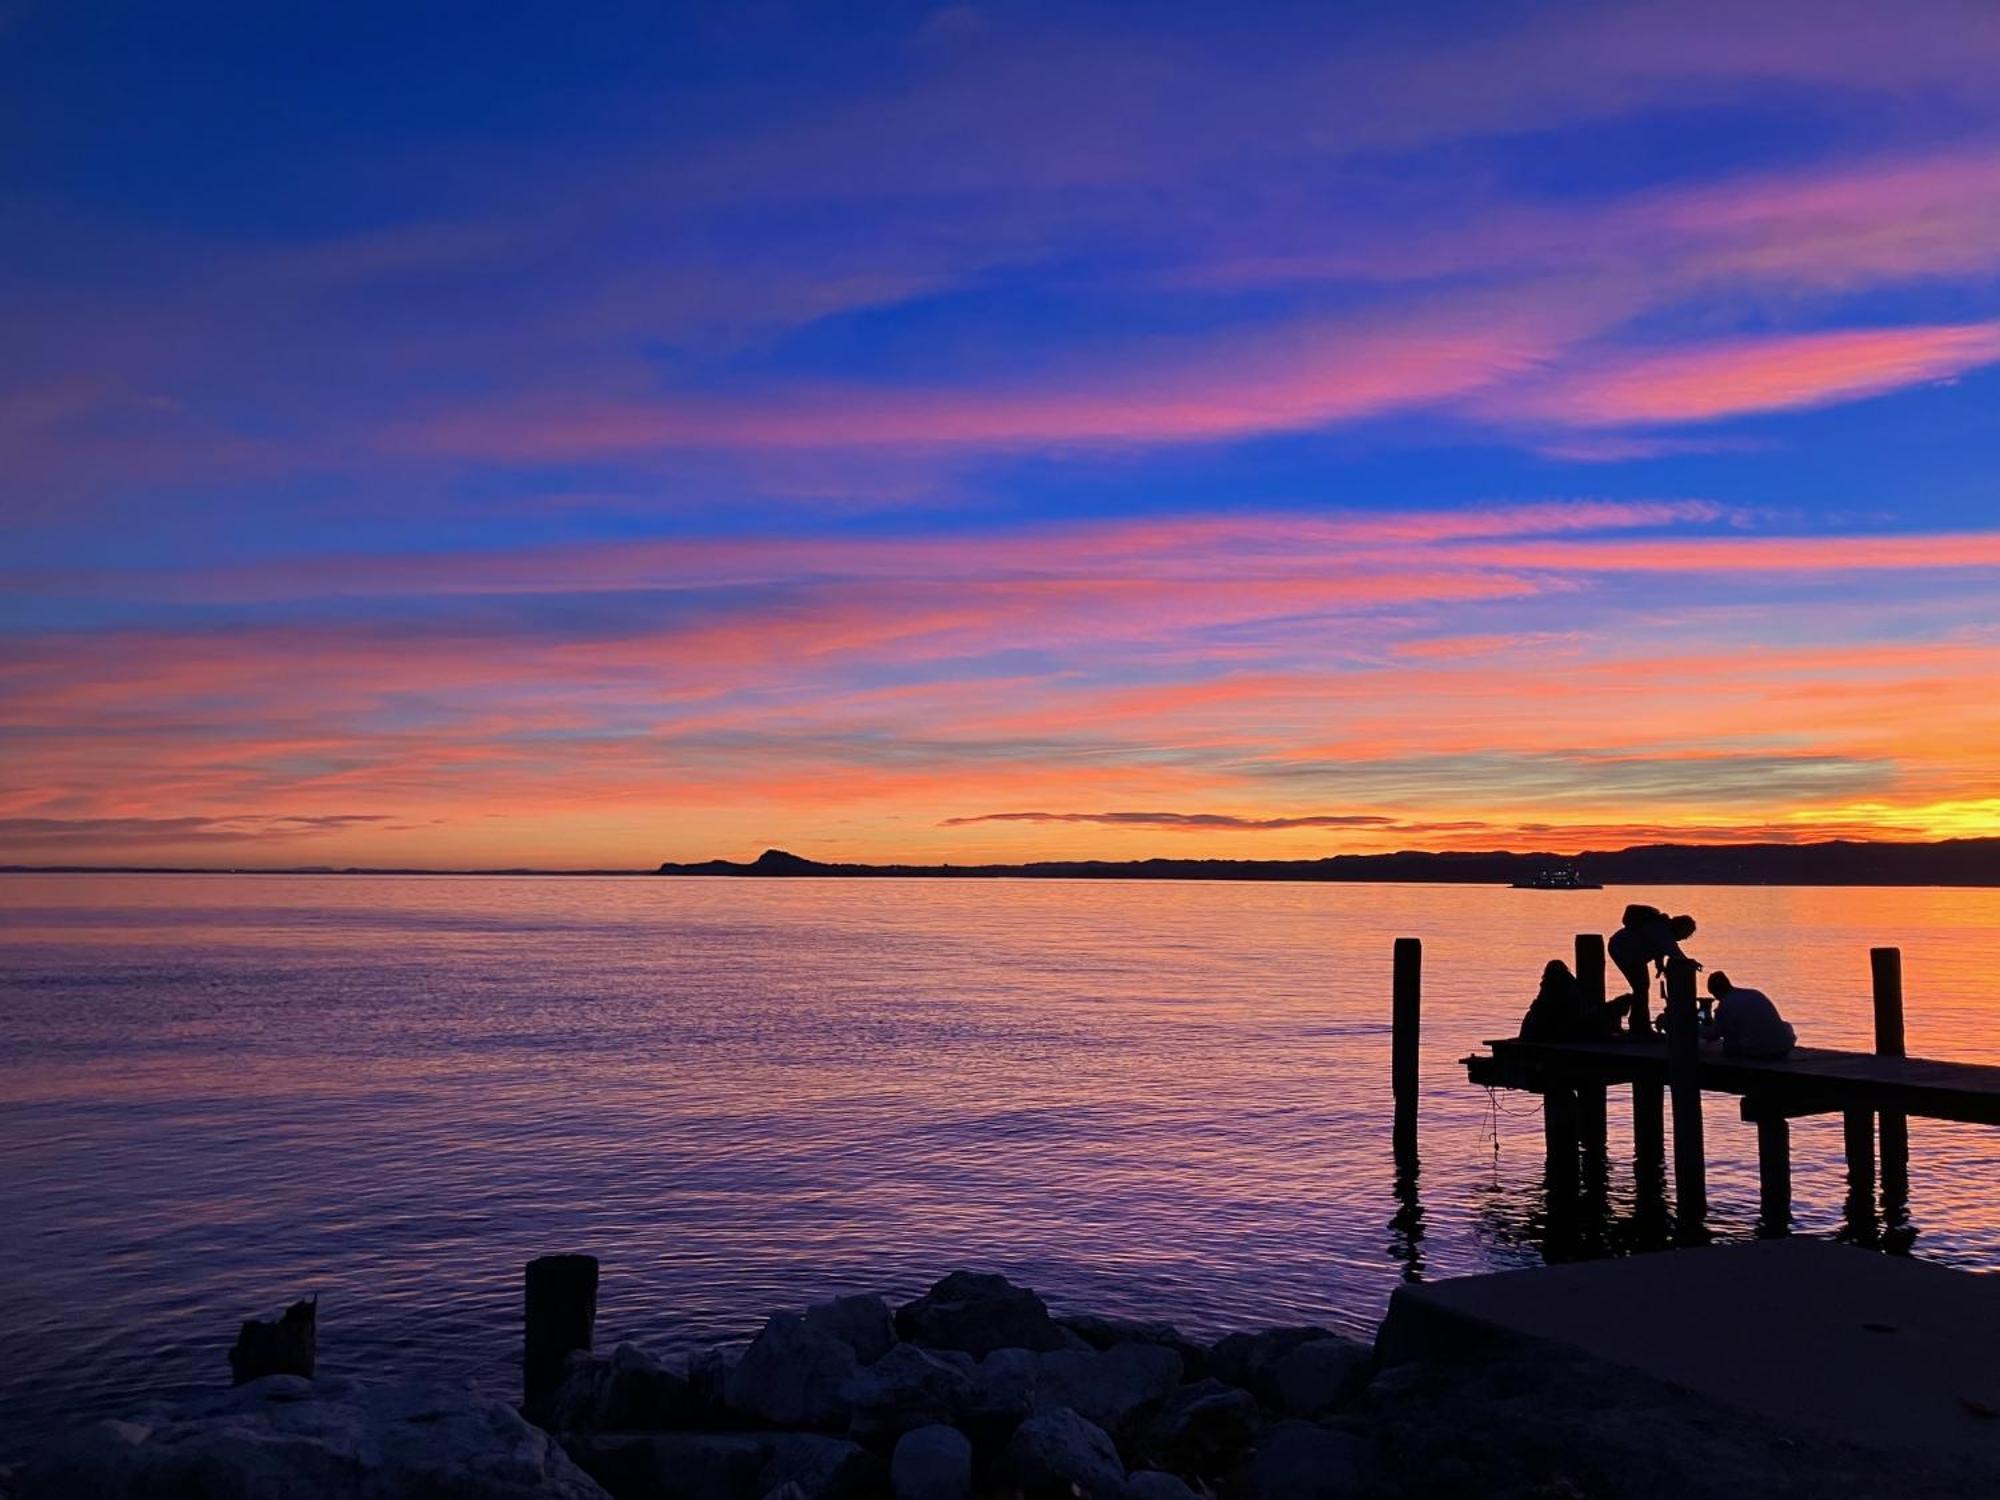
[[1607, 905, 1699, 1036]]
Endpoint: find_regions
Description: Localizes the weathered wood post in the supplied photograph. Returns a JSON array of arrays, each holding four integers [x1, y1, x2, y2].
[[1572, 935, 1609, 1165], [1543, 1082, 1580, 1197], [525, 1254, 598, 1409], [1392, 937, 1421, 1164], [1632, 1078, 1665, 1173], [1664, 956, 1707, 1231], [229, 1296, 317, 1383], [1872, 946, 1909, 1215], [1844, 1108, 1876, 1198], [1754, 1110, 1791, 1236]]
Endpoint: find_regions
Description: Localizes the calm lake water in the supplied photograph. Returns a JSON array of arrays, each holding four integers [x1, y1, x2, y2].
[[3, 873, 1998, 1457]]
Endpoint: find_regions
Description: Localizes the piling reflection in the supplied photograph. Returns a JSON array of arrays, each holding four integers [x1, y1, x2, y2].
[[1388, 1133, 1426, 1283]]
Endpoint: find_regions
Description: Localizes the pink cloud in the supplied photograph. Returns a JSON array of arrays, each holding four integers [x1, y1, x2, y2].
[[1484, 322, 2000, 428]]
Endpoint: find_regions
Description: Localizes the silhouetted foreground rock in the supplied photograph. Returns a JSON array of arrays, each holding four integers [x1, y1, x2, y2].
[[19, 1375, 606, 1499], [27, 1266, 1984, 1499]]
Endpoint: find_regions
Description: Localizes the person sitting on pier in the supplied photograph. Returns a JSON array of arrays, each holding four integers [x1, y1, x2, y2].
[[1520, 959, 1633, 1042], [1607, 906, 1699, 1035], [1701, 971, 1797, 1059]]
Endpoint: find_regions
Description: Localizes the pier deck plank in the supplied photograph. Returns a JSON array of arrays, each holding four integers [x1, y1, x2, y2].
[[1466, 1037, 2000, 1125]]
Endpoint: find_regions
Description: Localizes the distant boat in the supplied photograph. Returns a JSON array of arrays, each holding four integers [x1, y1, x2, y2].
[[1511, 866, 1603, 890]]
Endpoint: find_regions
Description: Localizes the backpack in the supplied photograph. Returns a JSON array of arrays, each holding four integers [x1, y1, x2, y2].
[[1621, 902, 1664, 929]]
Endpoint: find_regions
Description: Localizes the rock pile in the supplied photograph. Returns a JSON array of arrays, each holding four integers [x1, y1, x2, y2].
[[17, 1375, 606, 1499], [546, 1271, 1376, 1500]]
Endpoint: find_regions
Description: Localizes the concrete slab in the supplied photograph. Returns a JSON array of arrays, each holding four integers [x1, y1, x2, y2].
[[1377, 1238, 2000, 1462]]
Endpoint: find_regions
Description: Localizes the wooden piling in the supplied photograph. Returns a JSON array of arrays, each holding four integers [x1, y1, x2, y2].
[[524, 1254, 598, 1408], [1392, 938, 1421, 1109], [1755, 1115, 1792, 1235], [1543, 1084, 1580, 1195], [1872, 947, 1910, 1214], [1392, 938, 1422, 1167], [1632, 1079, 1665, 1171], [1569, 933, 1609, 1174], [1664, 957, 1706, 1227], [1575, 1083, 1608, 1163], [1844, 1108, 1876, 1196]]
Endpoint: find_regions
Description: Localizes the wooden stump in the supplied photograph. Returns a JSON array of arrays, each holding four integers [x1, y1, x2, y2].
[[525, 1254, 599, 1408], [229, 1296, 316, 1384]]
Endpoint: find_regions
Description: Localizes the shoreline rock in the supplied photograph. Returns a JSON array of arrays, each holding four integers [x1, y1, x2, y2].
[[22, 1265, 1986, 1499]]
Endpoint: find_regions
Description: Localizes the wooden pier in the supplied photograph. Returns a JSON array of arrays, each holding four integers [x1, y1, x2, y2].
[[1441, 938, 2000, 1236]]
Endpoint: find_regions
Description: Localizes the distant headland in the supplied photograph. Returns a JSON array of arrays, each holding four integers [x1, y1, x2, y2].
[[9, 837, 1999, 883], [658, 838, 2000, 886]]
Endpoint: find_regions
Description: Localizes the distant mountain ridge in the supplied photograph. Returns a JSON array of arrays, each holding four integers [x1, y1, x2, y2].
[[657, 839, 2000, 886]]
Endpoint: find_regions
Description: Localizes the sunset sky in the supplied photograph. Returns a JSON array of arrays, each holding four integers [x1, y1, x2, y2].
[[5, 0, 2000, 868]]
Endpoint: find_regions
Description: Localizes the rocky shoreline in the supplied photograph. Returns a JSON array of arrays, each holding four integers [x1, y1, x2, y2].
[[7, 1267, 1978, 1500]]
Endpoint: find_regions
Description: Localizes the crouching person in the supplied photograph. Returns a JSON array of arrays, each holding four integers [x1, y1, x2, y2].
[[1702, 971, 1797, 1059]]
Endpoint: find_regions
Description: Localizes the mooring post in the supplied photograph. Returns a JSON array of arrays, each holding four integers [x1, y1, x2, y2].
[[1872, 946, 1909, 1216], [1632, 1079, 1665, 1172], [1572, 934, 1609, 1169], [524, 1253, 599, 1409], [1755, 1113, 1792, 1236], [1543, 1083, 1580, 1197], [1664, 956, 1707, 1230], [1844, 1108, 1876, 1198], [1392, 938, 1421, 1163]]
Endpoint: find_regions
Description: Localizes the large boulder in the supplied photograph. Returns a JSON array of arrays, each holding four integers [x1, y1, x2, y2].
[[1235, 1420, 1366, 1500], [1059, 1317, 1207, 1378], [548, 1345, 702, 1433], [1032, 1344, 1182, 1435], [1262, 1338, 1371, 1418], [1123, 1472, 1200, 1500], [561, 1432, 766, 1500], [684, 1348, 737, 1415], [889, 1424, 972, 1500], [1005, 1407, 1124, 1500], [20, 1375, 607, 1499], [1138, 1379, 1260, 1478], [726, 1316, 859, 1432], [965, 1348, 1035, 1420], [841, 1344, 975, 1443], [1207, 1326, 1337, 1398], [802, 1295, 897, 1366], [756, 1433, 882, 1500], [895, 1273, 1063, 1357]]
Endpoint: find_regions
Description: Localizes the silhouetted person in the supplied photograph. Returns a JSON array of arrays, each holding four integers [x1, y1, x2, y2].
[[1607, 905, 1698, 1035], [1702, 971, 1796, 1058], [1520, 959, 1633, 1042]]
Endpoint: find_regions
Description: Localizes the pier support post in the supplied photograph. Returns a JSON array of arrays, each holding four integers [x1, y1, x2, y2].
[[1844, 1109, 1876, 1195], [1570, 934, 1609, 1179], [1392, 938, 1422, 1165], [1664, 957, 1707, 1234], [1543, 1084, 1580, 1195], [1844, 1108, 1879, 1244], [525, 1254, 598, 1410], [1575, 1084, 1608, 1167], [1632, 1079, 1665, 1171], [1872, 947, 1910, 1218], [1755, 1114, 1792, 1236]]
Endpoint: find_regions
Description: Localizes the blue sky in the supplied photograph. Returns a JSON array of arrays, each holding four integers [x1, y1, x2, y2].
[[3, 1, 1999, 865]]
